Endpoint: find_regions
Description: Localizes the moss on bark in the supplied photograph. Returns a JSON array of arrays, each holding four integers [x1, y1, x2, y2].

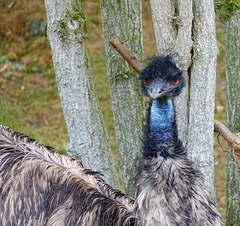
[[57, 0, 87, 42], [215, 0, 240, 21]]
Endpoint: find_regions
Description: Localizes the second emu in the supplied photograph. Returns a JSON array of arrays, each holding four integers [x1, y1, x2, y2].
[[0, 55, 222, 225], [135, 55, 222, 225]]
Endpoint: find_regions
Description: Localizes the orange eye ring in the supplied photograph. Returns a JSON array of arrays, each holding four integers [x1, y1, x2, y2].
[[144, 79, 149, 84], [172, 79, 179, 84]]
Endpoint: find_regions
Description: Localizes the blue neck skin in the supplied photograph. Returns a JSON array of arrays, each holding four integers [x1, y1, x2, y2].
[[145, 97, 178, 156], [151, 98, 174, 134]]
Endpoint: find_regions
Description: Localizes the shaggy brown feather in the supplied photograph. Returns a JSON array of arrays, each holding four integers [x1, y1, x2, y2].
[[0, 125, 139, 225]]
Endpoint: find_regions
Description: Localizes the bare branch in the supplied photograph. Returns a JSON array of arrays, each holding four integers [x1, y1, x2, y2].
[[214, 120, 240, 158], [109, 37, 145, 74], [110, 37, 240, 159]]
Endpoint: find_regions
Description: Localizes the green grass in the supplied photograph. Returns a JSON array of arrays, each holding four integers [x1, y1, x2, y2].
[[0, 57, 68, 153]]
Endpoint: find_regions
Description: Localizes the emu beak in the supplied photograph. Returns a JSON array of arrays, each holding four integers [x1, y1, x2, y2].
[[148, 81, 166, 99]]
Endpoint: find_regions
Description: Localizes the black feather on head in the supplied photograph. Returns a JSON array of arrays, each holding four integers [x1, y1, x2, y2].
[[138, 55, 185, 99]]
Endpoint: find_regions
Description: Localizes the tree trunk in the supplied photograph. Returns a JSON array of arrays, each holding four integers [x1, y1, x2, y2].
[[225, 11, 240, 222], [100, 0, 144, 195], [215, 5, 240, 224], [188, 0, 218, 197], [44, 0, 120, 189], [150, 0, 218, 195]]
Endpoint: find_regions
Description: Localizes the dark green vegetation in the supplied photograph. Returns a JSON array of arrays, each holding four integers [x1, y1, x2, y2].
[[215, 0, 240, 20], [0, 0, 228, 217]]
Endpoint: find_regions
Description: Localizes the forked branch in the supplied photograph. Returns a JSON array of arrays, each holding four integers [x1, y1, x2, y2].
[[109, 37, 240, 160], [214, 120, 240, 159]]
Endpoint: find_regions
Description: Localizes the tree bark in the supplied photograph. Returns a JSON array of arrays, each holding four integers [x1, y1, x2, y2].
[[215, 4, 240, 223], [100, 0, 144, 195], [225, 12, 240, 224], [150, 0, 218, 195], [44, 0, 120, 188], [187, 0, 218, 197]]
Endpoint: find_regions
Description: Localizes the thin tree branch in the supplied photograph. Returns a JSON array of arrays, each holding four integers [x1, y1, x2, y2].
[[109, 37, 240, 159], [109, 37, 145, 74], [214, 120, 240, 158]]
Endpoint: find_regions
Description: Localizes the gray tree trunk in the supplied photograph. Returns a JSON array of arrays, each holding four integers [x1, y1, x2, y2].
[[100, 0, 144, 195], [225, 11, 240, 225], [215, 4, 240, 224], [188, 0, 218, 197], [44, 0, 120, 189], [150, 0, 218, 195]]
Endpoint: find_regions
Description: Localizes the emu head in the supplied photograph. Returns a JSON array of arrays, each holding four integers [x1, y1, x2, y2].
[[138, 55, 185, 99]]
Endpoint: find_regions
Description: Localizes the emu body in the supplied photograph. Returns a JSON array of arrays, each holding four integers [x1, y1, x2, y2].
[[135, 55, 222, 225], [0, 125, 139, 225]]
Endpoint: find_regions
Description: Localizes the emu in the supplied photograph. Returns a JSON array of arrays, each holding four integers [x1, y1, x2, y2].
[[0, 125, 139, 225], [0, 55, 222, 225], [135, 55, 222, 225]]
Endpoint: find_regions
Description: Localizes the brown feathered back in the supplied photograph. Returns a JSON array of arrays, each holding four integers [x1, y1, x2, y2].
[[0, 125, 139, 226]]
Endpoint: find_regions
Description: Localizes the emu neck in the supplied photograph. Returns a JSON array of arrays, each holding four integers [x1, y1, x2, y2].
[[151, 98, 174, 134], [144, 98, 178, 157]]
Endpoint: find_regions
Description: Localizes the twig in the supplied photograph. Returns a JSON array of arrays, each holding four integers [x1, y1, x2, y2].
[[214, 120, 240, 158], [109, 37, 145, 74], [0, 64, 8, 73], [109, 37, 240, 160], [165, 11, 177, 20], [164, 11, 183, 26]]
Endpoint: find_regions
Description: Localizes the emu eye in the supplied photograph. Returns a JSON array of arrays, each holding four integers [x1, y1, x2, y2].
[[144, 79, 149, 84], [172, 79, 179, 84]]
